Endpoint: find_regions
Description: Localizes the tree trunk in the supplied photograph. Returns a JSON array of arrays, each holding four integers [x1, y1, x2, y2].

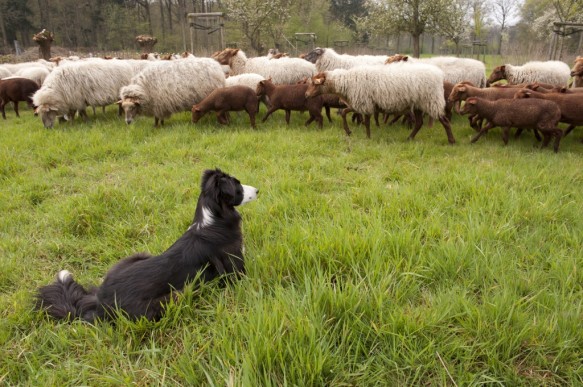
[[136, 34, 158, 53], [159, 0, 166, 40], [0, 9, 8, 51], [33, 29, 54, 60], [412, 33, 421, 58], [497, 33, 503, 55], [37, 0, 51, 30]]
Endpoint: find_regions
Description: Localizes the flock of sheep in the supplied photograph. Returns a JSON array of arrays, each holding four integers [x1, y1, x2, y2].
[[0, 47, 581, 152]]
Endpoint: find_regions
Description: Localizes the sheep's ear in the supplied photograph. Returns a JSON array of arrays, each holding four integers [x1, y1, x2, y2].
[[467, 98, 477, 105], [500, 65, 506, 72], [403, 56, 409, 61], [313, 78, 324, 85], [116, 99, 122, 105], [458, 86, 466, 92]]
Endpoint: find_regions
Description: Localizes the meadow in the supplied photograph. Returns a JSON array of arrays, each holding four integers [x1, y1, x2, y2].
[[0, 99, 582, 385]]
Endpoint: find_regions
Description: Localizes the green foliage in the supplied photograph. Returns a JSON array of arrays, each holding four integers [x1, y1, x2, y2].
[[0, 102, 582, 385]]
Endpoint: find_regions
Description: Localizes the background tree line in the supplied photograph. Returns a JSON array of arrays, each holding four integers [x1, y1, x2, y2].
[[0, 0, 582, 59]]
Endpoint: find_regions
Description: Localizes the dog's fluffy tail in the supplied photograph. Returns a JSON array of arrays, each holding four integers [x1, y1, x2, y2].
[[35, 270, 99, 321]]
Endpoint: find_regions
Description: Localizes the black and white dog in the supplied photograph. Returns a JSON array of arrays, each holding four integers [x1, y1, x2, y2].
[[35, 169, 258, 322]]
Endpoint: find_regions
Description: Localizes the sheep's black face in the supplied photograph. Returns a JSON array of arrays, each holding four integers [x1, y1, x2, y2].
[[303, 48, 324, 64]]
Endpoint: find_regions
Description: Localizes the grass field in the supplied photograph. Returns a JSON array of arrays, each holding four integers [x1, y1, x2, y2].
[[0, 101, 582, 385]]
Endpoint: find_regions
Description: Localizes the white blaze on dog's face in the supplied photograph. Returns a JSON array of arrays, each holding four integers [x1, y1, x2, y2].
[[240, 185, 258, 205]]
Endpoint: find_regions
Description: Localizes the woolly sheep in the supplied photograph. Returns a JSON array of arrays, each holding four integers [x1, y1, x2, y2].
[[213, 48, 315, 85], [119, 57, 225, 126], [487, 61, 571, 87], [305, 62, 455, 143], [14, 66, 50, 86], [386, 54, 487, 88], [33, 59, 133, 128], [303, 47, 388, 72], [225, 73, 265, 89]]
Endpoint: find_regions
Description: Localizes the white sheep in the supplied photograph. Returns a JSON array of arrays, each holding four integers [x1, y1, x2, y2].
[[33, 59, 133, 128], [303, 47, 388, 72], [225, 73, 265, 89], [0, 67, 11, 79], [119, 57, 225, 126], [14, 66, 50, 85], [386, 54, 487, 88], [487, 61, 571, 86], [214, 48, 315, 84], [305, 62, 455, 144]]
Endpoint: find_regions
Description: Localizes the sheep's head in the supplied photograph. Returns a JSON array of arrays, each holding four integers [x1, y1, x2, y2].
[[213, 48, 239, 65], [448, 84, 468, 103], [35, 104, 59, 128], [256, 78, 273, 97], [305, 72, 327, 98], [385, 54, 408, 64], [571, 57, 583, 76], [459, 97, 478, 115], [487, 65, 506, 85], [513, 89, 531, 99], [118, 98, 142, 125], [191, 105, 203, 123], [303, 47, 324, 64]]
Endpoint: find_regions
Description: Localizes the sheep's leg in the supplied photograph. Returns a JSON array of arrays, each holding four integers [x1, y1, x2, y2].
[[470, 122, 495, 143], [246, 107, 257, 129], [407, 109, 424, 141], [340, 108, 353, 136], [502, 127, 510, 145], [564, 124, 576, 137], [285, 110, 291, 125], [438, 115, 456, 144], [514, 128, 524, 138], [261, 107, 278, 122], [552, 129, 563, 153], [13, 101, 20, 117], [154, 117, 160, 127], [374, 110, 380, 127], [305, 114, 315, 127], [78, 109, 89, 122], [363, 114, 371, 138], [325, 106, 332, 123], [1, 100, 6, 119], [117, 104, 123, 117]]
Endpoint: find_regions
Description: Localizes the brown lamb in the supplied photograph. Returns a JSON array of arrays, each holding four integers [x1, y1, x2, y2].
[[0, 77, 40, 119], [191, 85, 259, 129], [460, 97, 563, 152], [256, 79, 323, 128], [513, 88, 583, 138]]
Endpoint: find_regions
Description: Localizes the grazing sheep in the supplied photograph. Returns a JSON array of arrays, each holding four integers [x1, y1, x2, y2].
[[487, 61, 571, 87], [303, 47, 388, 72], [119, 57, 225, 126], [386, 54, 487, 88], [461, 97, 563, 151], [191, 85, 258, 128], [33, 59, 134, 128], [0, 77, 40, 119], [213, 48, 315, 84], [305, 62, 455, 143], [256, 78, 323, 129], [570, 56, 583, 87]]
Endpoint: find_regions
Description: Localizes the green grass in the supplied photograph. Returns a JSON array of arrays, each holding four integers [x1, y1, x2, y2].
[[1, 104, 582, 386]]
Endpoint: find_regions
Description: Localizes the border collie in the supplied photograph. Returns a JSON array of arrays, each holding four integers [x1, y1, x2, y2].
[[35, 169, 258, 322]]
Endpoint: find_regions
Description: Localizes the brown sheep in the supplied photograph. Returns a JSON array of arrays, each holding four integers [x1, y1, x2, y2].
[[256, 79, 323, 128], [0, 77, 40, 119], [461, 97, 563, 152], [191, 85, 258, 129], [513, 88, 583, 138]]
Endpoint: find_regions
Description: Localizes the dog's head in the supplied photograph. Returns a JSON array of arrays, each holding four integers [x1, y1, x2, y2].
[[201, 169, 258, 207]]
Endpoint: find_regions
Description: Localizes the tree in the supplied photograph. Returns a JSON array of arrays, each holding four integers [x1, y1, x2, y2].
[[491, 0, 519, 54], [223, 0, 292, 54], [330, 0, 367, 32], [434, 0, 472, 55], [32, 29, 54, 60], [361, 0, 444, 58], [470, 0, 489, 43]]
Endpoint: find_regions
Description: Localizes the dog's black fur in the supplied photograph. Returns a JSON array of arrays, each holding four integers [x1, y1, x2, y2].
[[35, 169, 257, 321]]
